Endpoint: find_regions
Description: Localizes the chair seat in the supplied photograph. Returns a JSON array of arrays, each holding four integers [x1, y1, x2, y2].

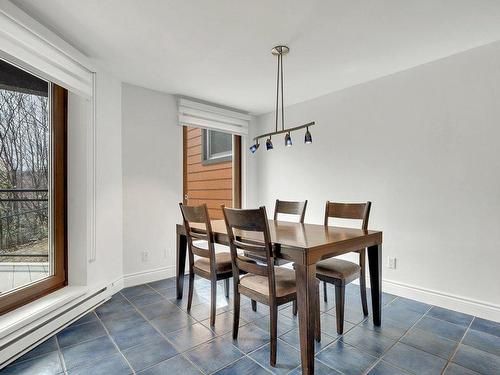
[[240, 267, 296, 297], [194, 252, 254, 274], [316, 258, 361, 280], [194, 252, 233, 274]]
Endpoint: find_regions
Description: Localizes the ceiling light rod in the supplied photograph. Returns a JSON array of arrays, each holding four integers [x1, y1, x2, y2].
[[253, 121, 315, 142], [250, 45, 316, 153]]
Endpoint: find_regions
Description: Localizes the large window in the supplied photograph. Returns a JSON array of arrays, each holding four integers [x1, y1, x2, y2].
[[0, 59, 67, 315]]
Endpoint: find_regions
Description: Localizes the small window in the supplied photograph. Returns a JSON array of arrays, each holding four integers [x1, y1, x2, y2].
[[202, 129, 232, 164]]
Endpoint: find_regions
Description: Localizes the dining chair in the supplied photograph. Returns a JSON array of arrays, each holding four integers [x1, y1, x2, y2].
[[222, 206, 320, 366], [245, 199, 308, 313], [179, 203, 253, 327], [315, 201, 371, 334], [274, 199, 308, 223]]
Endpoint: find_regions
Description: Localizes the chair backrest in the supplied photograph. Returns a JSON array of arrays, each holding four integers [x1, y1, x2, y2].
[[179, 203, 215, 269], [222, 206, 277, 297], [274, 199, 308, 223], [324, 201, 371, 230]]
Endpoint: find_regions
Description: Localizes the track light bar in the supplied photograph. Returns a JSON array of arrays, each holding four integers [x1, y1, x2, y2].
[[252, 121, 315, 142]]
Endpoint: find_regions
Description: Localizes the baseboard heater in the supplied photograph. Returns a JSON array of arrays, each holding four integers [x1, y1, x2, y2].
[[0, 286, 109, 369]]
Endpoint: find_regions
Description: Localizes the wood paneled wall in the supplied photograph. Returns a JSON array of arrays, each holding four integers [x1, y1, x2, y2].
[[184, 127, 232, 219]]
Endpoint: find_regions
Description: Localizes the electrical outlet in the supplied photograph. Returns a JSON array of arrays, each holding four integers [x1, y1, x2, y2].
[[388, 257, 397, 269], [141, 250, 149, 262]]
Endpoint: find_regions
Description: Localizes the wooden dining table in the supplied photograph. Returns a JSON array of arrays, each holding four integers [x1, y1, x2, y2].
[[176, 219, 383, 374]]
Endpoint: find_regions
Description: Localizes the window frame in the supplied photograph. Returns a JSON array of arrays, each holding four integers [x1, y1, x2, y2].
[[0, 83, 67, 316], [201, 128, 233, 165]]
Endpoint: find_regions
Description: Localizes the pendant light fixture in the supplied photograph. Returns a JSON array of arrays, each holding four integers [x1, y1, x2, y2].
[[249, 45, 315, 153]]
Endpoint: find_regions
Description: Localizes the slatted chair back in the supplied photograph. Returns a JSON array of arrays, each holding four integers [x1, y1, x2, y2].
[[179, 203, 215, 269], [222, 206, 277, 296], [274, 199, 308, 223], [324, 201, 371, 230]]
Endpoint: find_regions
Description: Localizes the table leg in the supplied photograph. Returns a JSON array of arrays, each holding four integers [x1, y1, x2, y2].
[[368, 244, 382, 325], [295, 263, 316, 374], [176, 232, 187, 299]]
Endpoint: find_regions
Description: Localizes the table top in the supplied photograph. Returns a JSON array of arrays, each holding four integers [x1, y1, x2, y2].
[[179, 219, 382, 252]]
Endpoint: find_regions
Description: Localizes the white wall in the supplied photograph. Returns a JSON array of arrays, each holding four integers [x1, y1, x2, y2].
[[121, 83, 183, 284], [67, 70, 123, 288], [251, 42, 500, 320]]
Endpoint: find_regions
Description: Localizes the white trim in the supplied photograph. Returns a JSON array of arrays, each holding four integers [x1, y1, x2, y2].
[[122, 266, 176, 288], [178, 98, 250, 135], [382, 279, 500, 322], [0, 1, 94, 97], [357, 277, 500, 322], [87, 73, 97, 263]]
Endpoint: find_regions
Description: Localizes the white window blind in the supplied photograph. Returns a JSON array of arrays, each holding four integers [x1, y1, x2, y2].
[[178, 98, 250, 135], [0, 1, 94, 98]]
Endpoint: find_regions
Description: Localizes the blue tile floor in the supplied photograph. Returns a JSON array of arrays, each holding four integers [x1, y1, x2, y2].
[[2, 276, 500, 374]]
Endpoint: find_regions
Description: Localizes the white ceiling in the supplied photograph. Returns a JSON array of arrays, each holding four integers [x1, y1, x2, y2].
[[11, 0, 500, 114]]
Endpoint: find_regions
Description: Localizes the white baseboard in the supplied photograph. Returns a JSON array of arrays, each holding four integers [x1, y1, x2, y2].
[[122, 265, 176, 288], [383, 279, 500, 322], [354, 277, 500, 322]]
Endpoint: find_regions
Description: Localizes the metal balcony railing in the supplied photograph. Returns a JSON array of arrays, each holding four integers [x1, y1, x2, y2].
[[0, 189, 48, 258]]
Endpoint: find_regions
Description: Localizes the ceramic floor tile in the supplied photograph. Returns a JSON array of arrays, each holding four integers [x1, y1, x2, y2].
[[213, 356, 270, 375], [122, 339, 178, 372], [200, 311, 247, 335], [121, 284, 154, 299], [367, 361, 411, 375], [66, 353, 132, 375], [289, 359, 342, 374], [388, 297, 431, 314], [0, 351, 63, 375], [222, 323, 270, 353], [462, 328, 500, 356], [185, 337, 244, 374], [12, 277, 500, 375], [469, 317, 500, 338], [280, 327, 337, 354], [166, 322, 217, 352], [401, 327, 458, 359], [249, 339, 301, 375], [426, 306, 473, 327], [137, 354, 201, 375], [147, 277, 176, 290], [316, 340, 377, 375], [383, 342, 447, 375], [56, 321, 106, 348], [359, 317, 412, 341], [128, 291, 166, 307], [61, 336, 118, 370], [15, 336, 58, 363], [110, 321, 164, 350], [443, 362, 482, 375], [414, 316, 467, 342], [150, 310, 196, 334], [452, 344, 500, 375], [342, 325, 396, 357]]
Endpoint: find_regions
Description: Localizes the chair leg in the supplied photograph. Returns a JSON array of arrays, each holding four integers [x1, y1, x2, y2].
[[334, 285, 345, 335], [224, 278, 230, 299], [323, 281, 328, 302], [251, 299, 257, 312], [316, 285, 321, 342], [359, 250, 369, 316], [187, 271, 195, 311], [210, 278, 217, 327], [233, 290, 240, 339], [270, 304, 278, 367], [292, 300, 297, 316]]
